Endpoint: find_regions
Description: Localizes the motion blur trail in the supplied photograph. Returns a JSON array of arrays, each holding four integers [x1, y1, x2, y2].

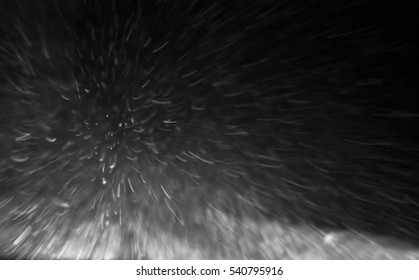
[[0, 0, 418, 259]]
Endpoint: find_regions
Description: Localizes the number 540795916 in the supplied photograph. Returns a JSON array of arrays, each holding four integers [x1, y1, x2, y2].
[[229, 266, 283, 276]]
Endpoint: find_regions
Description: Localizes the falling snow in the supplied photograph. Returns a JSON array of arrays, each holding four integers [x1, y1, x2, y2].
[[0, 0, 418, 260]]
